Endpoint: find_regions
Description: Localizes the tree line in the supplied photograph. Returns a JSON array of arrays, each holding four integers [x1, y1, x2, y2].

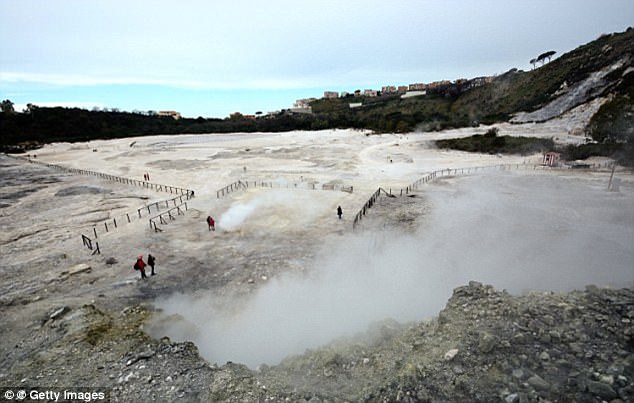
[[0, 96, 448, 149], [0, 102, 316, 149]]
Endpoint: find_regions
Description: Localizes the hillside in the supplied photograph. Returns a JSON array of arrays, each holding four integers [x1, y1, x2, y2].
[[454, 29, 633, 124], [311, 28, 633, 135]]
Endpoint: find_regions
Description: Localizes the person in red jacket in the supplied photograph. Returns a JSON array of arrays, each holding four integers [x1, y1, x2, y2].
[[207, 216, 215, 231], [134, 255, 147, 279]]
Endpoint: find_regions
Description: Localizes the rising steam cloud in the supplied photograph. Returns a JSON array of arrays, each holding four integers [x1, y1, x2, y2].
[[217, 187, 340, 232], [150, 173, 634, 368]]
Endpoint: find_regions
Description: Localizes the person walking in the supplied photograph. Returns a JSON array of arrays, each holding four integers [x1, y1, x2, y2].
[[337, 205, 343, 220], [207, 216, 215, 231], [134, 255, 147, 279], [147, 254, 156, 276]]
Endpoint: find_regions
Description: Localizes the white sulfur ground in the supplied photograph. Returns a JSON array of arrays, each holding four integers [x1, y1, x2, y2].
[[34, 126, 540, 195], [4, 125, 632, 369]]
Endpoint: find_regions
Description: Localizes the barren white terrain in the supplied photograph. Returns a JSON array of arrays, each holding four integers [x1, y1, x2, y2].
[[1, 125, 633, 376]]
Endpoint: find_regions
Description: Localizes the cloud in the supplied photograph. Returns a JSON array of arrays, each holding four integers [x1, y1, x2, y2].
[[0, 71, 210, 88], [0, 71, 348, 91]]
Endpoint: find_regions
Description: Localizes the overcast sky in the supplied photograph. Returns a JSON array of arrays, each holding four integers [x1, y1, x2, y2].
[[1, 0, 632, 118]]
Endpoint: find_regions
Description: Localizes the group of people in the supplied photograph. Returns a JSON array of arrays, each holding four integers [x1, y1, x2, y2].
[[132, 206, 343, 280], [134, 254, 156, 279], [133, 216, 215, 281]]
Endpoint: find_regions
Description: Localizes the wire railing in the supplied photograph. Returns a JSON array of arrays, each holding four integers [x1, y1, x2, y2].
[[5, 154, 197, 254], [216, 179, 353, 198], [148, 202, 189, 232], [11, 154, 194, 196], [6, 153, 620, 250], [351, 162, 619, 230]]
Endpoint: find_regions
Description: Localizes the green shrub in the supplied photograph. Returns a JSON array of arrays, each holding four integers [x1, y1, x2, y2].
[[436, 134, 553, 155]]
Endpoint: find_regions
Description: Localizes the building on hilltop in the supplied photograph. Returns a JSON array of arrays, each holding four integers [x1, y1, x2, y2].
[[294, 98, 316, 109], [315, 74, 495, 105], [381, 85, 397, 94], [409, 83, 427, 91], [426, 80, 452, 90], [158, 111, 181, 119], [229, 112, 256, 120]]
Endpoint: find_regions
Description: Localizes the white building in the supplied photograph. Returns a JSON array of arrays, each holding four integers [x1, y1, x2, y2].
[[158, 111, 181, 119], [294, 98, 317, 109]]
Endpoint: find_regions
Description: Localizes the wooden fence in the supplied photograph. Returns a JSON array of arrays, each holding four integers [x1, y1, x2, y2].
[[216, 179, 353, 198], [81, 234, 100, 255], [6, 154, 197, 254], [136, 194, 193, 220], [352, 188, 392, 229], [79, 194, 193, 254], [8, 153, 619, 245], [217, 180, 248, 198], [148, 202, 189, 232], [12, 154, 194, 196], [351, 162, 619, 230], [87, 193, 195, 239]]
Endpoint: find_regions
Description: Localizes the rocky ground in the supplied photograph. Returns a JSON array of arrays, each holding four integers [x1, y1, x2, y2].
[[1, 129, 632, 402], [2, 272, 632, 402], [258, 281, 634, 402]]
